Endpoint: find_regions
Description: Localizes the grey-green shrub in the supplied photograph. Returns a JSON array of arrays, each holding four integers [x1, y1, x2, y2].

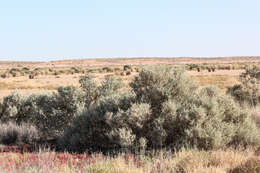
[[0, 93, 26, 122], [129, 66, 198, 113], [0, 74, 124, 139], [1, 66, 259, 152], [31, 86, 86, 137], [0, 87, 86, 138], [60, 67, 260, 152], [79, 74, 99, 107], [0, 122, 38, 145], [79, 74, 124, 105], [99, 76, 124, 97], [59, 91, 136, 152], [228, 65, 260, 106]]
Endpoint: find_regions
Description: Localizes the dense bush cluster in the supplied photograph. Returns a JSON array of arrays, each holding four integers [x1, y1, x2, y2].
[[59, 67, 260, 152], [0, 87, 85, 137], [1, 67, 260, 152], [0, 75, 124, 138]]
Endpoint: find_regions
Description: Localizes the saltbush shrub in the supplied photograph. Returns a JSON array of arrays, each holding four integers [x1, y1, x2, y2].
[[1, 66, 259, 152], [31, 86, 86, 137], [129, 66, 198, 112], [59, 91, 136, 152], [102, 67, 113, 73], [228, 65, 260, 106], [0, 74, 125, 139], [0, 87, 86, 138], [0, 93, 26, 122], [59, 67, 260, 152]]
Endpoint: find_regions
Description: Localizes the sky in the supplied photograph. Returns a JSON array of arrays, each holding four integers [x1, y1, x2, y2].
[[0, 0, 259, 61]]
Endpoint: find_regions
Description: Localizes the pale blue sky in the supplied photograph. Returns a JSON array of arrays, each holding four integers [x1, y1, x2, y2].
[[0, 0, 259, 61]]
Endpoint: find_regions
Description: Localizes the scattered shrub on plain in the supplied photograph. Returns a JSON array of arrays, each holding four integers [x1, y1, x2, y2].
[[123, 65, 132, 71], [102, 67, 114, 73]]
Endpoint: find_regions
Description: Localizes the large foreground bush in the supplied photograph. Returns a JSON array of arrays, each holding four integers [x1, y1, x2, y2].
[[0, 87, 85, 137], [59, 67, 260, 152], [0, 75, 124, 138]]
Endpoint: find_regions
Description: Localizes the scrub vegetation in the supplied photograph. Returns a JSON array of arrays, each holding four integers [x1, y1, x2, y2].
[[1, 59, 260, 172]]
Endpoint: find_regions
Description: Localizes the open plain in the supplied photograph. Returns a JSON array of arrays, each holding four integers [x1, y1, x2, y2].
[[0, 56, 257, 99]]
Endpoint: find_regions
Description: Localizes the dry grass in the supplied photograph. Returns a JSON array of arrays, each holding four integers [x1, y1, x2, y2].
[[0, 69, 242, 98], [0, 147, 260, 173], [0, 57, 256, 98]]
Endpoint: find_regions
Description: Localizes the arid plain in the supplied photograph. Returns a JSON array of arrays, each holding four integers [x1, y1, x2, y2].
[[0, 56, 258, 99]]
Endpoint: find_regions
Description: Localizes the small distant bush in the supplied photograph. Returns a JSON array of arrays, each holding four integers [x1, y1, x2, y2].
[[0, 122, 38, 145], [186, 64, 199, 70], [123, 65, 132, 71], [87, 69, 99, 73], [71, 67, 82, 73], [102, 67, 113, 73], [22, 67, 30, 71]]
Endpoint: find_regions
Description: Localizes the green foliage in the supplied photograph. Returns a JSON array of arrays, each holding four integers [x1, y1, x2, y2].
[[99, 76, 124, 97], [79, 74, 99, 107], [1, 66, 259, 152], [228, 65, 260, 106], [22, 67, 30, 71], [59, 91, 136, 152], [102, 67, 113, 73], [31, 86, 86, 137], [70, 67, 82, 73], [0, 74, 125, 140], [60, 67, 260, 152], [129, 66, 198, 112], [0, 93, 26, 122], [0, 87, 86, 138]]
